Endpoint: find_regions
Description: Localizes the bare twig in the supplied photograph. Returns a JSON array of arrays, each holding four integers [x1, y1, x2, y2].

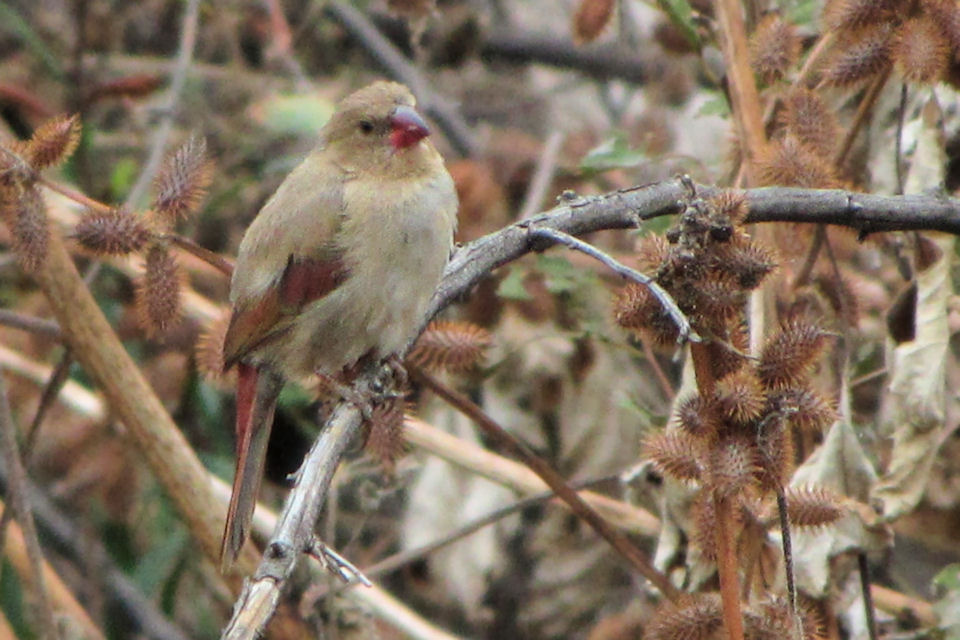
[[835, 69, 891, 168], [124, 0, 200, 208], [519, 131, 565, 220], [859, 553, 880, 640], [322, 475, 618, 596], [480, 29, 651, 84], [715, 0, 766, 184], [0, 309, 62, 340], [403, 417, 660, 535], [0, 368, 59, 640], [525, 226, 696, 344], [162, 233, 235, 277]]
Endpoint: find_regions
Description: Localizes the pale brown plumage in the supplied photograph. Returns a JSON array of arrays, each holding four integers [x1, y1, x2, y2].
[[220, 82, 458, 569]]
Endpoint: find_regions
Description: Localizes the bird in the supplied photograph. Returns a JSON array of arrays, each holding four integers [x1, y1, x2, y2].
[[219, 81, 458, 569]]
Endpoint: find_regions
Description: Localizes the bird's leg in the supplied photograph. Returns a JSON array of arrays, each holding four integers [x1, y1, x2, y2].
[[316, 371, 374, 421], [383, 354, 409, 391]]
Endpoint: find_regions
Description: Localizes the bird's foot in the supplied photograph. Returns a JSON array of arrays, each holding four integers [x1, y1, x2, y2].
[[317, 373, 374, 420], [305, 537, 371, 586]]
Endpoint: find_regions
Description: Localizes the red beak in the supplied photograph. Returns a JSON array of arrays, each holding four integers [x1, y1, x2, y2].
[[389, 105, 430, 150]]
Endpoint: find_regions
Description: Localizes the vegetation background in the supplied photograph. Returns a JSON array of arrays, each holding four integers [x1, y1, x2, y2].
[[0, 0, 959, 638]]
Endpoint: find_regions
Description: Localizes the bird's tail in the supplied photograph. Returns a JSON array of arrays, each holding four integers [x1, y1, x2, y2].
[[220, 362, 282, 571]]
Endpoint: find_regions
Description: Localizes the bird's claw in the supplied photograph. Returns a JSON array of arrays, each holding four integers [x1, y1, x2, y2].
[[305, 537, 371, 586]]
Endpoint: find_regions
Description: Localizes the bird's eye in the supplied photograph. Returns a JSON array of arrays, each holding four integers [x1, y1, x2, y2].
[[358, 120, 374, 134]]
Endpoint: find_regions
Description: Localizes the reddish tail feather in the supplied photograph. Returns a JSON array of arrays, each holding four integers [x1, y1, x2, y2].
[[220, 362, 282, 570]]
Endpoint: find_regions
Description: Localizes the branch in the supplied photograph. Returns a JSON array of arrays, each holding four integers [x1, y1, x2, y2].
[[480, 29, 652, 84], [428, 179, 960, 321]]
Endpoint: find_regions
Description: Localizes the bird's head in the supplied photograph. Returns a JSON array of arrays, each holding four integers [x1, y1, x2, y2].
[[322, 81, 436, 173]]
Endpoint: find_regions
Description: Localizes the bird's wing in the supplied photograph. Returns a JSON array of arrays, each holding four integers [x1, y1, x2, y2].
[[221, 251, 350, 370], [222, 153, 351, 370]]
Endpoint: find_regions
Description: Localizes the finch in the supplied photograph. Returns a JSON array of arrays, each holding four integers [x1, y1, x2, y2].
[[220, 81, 458, 569]]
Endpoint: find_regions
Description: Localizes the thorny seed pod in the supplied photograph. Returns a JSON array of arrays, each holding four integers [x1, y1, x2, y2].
[[153, 136, 213, 222], [750, 14, 801, 84], [769, 386, 837, 434], [822, 0, 902, 32], [758, 319, 832, 389], [407, 320, 493, 373], [645, 594, 724, 640], [6, 184, 49, 272], [779, 88, 840, 160], [779, 486, 843, 528], [893, 16, 950, 85], [137, 243, 182, 336], [195, 311, 231, 382], [24, 114, 81, 170], [643, 431, 703, 483], [365, 395, 408, 471], [714, 368, 766, 426], [614, 283, 680, 347], [756, 135, 841, 189], [73, 208, 153, 255], [708, 435, 760, 499], [822, 24, 894, 87]]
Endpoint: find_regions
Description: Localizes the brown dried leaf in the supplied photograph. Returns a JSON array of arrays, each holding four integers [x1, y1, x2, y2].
[[572, 0, 616, 45]]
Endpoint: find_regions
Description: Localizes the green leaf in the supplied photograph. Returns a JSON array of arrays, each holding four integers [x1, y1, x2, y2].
[[110, 157, 140, 201], [0, 558, 29, 639], [785, 0, 818, 26], [133, 528, 189, 595], [537, 255, 577, 294], [698, 93, 730, 117], [497, 267, 532, 301], [655, 0, 700, 50], [252, 94, 335, 136], [580, 133, 649, 173]]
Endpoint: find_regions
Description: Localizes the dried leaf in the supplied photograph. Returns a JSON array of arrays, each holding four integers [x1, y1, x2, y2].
[[573, 0, 616, 45]]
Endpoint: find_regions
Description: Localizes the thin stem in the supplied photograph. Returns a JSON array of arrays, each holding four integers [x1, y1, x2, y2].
[[794, 224, 826, 287], [713, 493, 745, 640], [124, 0, 200, 208], [835, 70, 891, 168], [0, 310, 62, 340], [775, 488, 800, 619], [162, 233, 234, 277], [895, 82, 908, 195], [0, 369, 60, 640], [411, 366, 680, 601], [859, 553, 880, 640], [526, 226, 696, 343], [39, 177, 112, 213]]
